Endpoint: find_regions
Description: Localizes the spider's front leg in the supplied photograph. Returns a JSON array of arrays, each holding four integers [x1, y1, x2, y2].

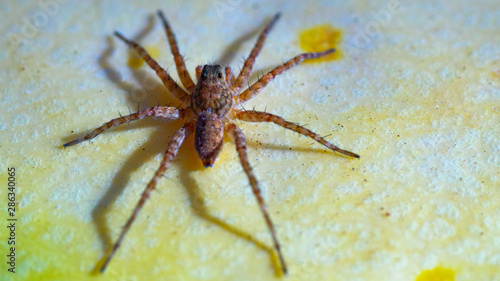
[[100, 123, 193, 272], [114, 32, 190, 103], [63, 106, 183, 147], [233, 49, 335, 104], [234, 109, 359, 158], [226, 122, 288, 275], [158, 10, 195, 92], [231, 13, 281, 94]]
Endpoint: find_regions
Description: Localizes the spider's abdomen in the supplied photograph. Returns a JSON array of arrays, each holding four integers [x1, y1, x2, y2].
[[191, 65, 232, 117], [194, 110, 224, 167]]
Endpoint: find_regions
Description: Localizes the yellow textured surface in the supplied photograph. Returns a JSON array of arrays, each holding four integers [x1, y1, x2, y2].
[[415, 266, 455, 281], [299, 24, 343, 62], [127, 46, 160, 69], [1, 1, 499, 281]]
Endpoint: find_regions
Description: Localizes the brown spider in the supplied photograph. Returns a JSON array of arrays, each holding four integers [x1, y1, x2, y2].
[[64, 10, 359, 275]]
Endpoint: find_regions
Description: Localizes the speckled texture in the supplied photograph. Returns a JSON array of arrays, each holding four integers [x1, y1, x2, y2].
[[1, 0, 499, 280]]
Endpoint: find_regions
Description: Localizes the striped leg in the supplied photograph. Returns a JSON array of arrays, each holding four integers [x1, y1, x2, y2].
[[195, 65, 203, 81], [100, 124, 193, 272], [233, 49, 335, 104], [63, 106, 183, 147], [231, 13, 281, 94], [225, 66, 234, 88], [226, 122, 288, 275], [114, 31, 190, 103], [158, 10, 195, 92], [235, 110, 360, 158]]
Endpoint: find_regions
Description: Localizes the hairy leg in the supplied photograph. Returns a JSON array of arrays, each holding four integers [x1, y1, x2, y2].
[[231, 13, 281, 94], [63, 106, 183, 147], [226, 122, 288, 274], [233, 49, 335, 104], [225, 66, 234, 88], [100, 124, 193, 272], [196, 65, 202, 81], [114, 32, 190, 103], [158, 10, 195, 92], [235, 110, 359, 158]]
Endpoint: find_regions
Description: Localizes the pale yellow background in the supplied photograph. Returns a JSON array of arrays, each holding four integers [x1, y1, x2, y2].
[[1, 0, 499, 281]]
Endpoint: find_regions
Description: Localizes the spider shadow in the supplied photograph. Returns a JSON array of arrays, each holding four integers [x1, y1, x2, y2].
[[246, 138, 355, 157], [99, 14, 183, 111], [216, 22, 261, 67], [216, 14, 281, 71], [176, 148, 283, 276], [60, 16, 174, 146], [216, 14, 302, 94]]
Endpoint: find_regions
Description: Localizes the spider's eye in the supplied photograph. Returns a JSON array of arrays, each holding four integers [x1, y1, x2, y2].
[[217, 71, 223, 79]]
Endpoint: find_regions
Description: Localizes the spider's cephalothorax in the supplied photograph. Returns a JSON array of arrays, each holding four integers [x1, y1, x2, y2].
[[191, 65, 232, 116], [64, 10, 359, 276]]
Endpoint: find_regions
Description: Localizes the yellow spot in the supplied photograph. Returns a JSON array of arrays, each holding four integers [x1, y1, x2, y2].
[[299, 24, 342, 63], [492, 70, 500, 78], [415, 266, 455, 281], [128, 46, 160, 68]]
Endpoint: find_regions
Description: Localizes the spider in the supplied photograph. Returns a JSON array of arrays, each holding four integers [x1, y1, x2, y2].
[[64, 10, 359, 275]]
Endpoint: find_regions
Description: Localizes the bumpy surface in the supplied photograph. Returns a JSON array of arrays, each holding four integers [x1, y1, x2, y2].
[[1, 1, 499, 280]]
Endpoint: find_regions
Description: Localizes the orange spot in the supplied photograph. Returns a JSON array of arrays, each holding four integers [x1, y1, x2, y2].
[[299, 24, 342, 63], [415, 266, 455, 281], [128, 46, 160, 68], [492, 70, 500, 79]]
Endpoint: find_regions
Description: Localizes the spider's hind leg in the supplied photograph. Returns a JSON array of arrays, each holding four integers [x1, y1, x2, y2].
[[100, 124, 193, 272], [226, 122, 288, 275], [235, 109, 359, 158]]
